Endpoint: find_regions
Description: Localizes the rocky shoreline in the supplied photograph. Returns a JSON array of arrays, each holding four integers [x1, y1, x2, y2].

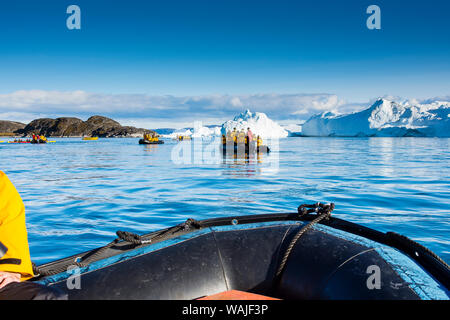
[[0, 116, 153, 138]]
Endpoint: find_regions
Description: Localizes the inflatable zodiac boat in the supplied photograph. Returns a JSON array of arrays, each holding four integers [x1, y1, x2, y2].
[[30, 203, 449, 300], [7, 141, 31, 144], [138, 139, 164, 145]]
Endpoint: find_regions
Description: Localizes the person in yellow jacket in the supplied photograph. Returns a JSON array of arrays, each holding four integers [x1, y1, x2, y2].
[[144, 132, 159, 142], [0, 170, 34, 289], [231, 128, 237, 143], [0, 171, 67, 299], [237, 129, 246, 144], [257, 135, 263, 147]]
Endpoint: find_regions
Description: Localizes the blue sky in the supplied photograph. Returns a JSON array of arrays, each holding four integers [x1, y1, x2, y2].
[[0, 0, 449, 127]]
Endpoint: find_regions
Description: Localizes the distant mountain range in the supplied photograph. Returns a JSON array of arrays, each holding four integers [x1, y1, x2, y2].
[[0, 116, 154, 137]]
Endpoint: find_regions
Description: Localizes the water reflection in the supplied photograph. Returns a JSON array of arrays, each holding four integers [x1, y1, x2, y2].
[[143, 144, 160, 153], [369, 138, 395, 177], [221, 151, 266, 177]]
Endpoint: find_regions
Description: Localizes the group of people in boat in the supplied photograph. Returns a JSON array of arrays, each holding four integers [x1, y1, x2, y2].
[[10, 134, 47, 144], [222, 127, 263, 147], [176, 135, 191, 141], [142, 132, 159, 143], [10, 139, 32, 143], [31, 134, 47, 144]]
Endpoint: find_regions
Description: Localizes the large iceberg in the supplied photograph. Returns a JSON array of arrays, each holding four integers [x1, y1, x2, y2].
[[301, 99, 450, 137], [221, 109, 288, 139]]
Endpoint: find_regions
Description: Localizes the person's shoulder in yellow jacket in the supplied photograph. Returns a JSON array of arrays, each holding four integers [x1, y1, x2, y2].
[[0, 170, 34, 281]]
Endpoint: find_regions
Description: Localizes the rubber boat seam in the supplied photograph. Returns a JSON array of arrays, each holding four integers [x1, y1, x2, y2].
[[275, 224, 298, 268], [211, 230, 230, 291], [318, 247, 376, 296], [269, 224, 298, 294]]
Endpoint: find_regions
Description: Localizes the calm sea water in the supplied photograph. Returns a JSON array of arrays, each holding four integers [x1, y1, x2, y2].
[[1, 137, 449, 264]]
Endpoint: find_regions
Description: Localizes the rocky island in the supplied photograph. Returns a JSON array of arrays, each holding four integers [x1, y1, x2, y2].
[[0, 116, 153, 137], [0, 120, 26, 136]]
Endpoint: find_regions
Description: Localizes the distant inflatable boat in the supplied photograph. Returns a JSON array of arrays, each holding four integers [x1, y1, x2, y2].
[[30, 203, 449, 300], [6, 138, 49, 144], [174, 135, 191, 141], [7, 140, 47, 144], [139, 139, 164, 145], [82, 137, 98, 141]]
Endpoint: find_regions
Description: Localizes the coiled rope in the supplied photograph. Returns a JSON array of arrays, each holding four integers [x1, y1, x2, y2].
[[275, 202, 334, 279]]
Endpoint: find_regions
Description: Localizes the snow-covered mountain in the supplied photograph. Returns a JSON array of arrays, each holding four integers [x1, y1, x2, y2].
[[221, 109, 288, 139], [301, 99, 450, 137]]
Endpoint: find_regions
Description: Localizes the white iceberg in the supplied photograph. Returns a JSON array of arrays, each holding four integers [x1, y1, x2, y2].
[[301, 98, 450, 137], [160, 128, 193, 139], [160, 126, 221, 139], [191, 126, 221, 138], [282, 123, 303, 137], [221, 109, 288, 139]]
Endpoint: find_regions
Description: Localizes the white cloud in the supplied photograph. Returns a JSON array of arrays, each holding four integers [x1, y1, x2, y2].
[[230, 97, 243, 107], [0, 90, 347, 128]]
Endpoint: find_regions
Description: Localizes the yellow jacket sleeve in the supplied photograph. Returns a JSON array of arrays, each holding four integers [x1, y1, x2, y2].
[[0, 171, 34, 280]]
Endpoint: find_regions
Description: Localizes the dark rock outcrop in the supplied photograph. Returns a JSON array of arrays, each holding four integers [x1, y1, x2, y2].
[[16, 116, 152, 137], [0, 120, 26, 134]]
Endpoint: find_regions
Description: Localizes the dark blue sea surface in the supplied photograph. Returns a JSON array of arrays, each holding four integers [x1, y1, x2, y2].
[[1, 137, 449, 264]]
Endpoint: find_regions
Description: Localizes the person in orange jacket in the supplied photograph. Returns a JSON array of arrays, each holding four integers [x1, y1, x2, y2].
[[0, 170, 34, 289]]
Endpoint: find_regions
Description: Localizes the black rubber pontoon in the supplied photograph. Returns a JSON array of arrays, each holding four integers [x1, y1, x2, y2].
[[27, 204, 449, 300], [222, 142, 270, 154], [138, 139, 164, 145]]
